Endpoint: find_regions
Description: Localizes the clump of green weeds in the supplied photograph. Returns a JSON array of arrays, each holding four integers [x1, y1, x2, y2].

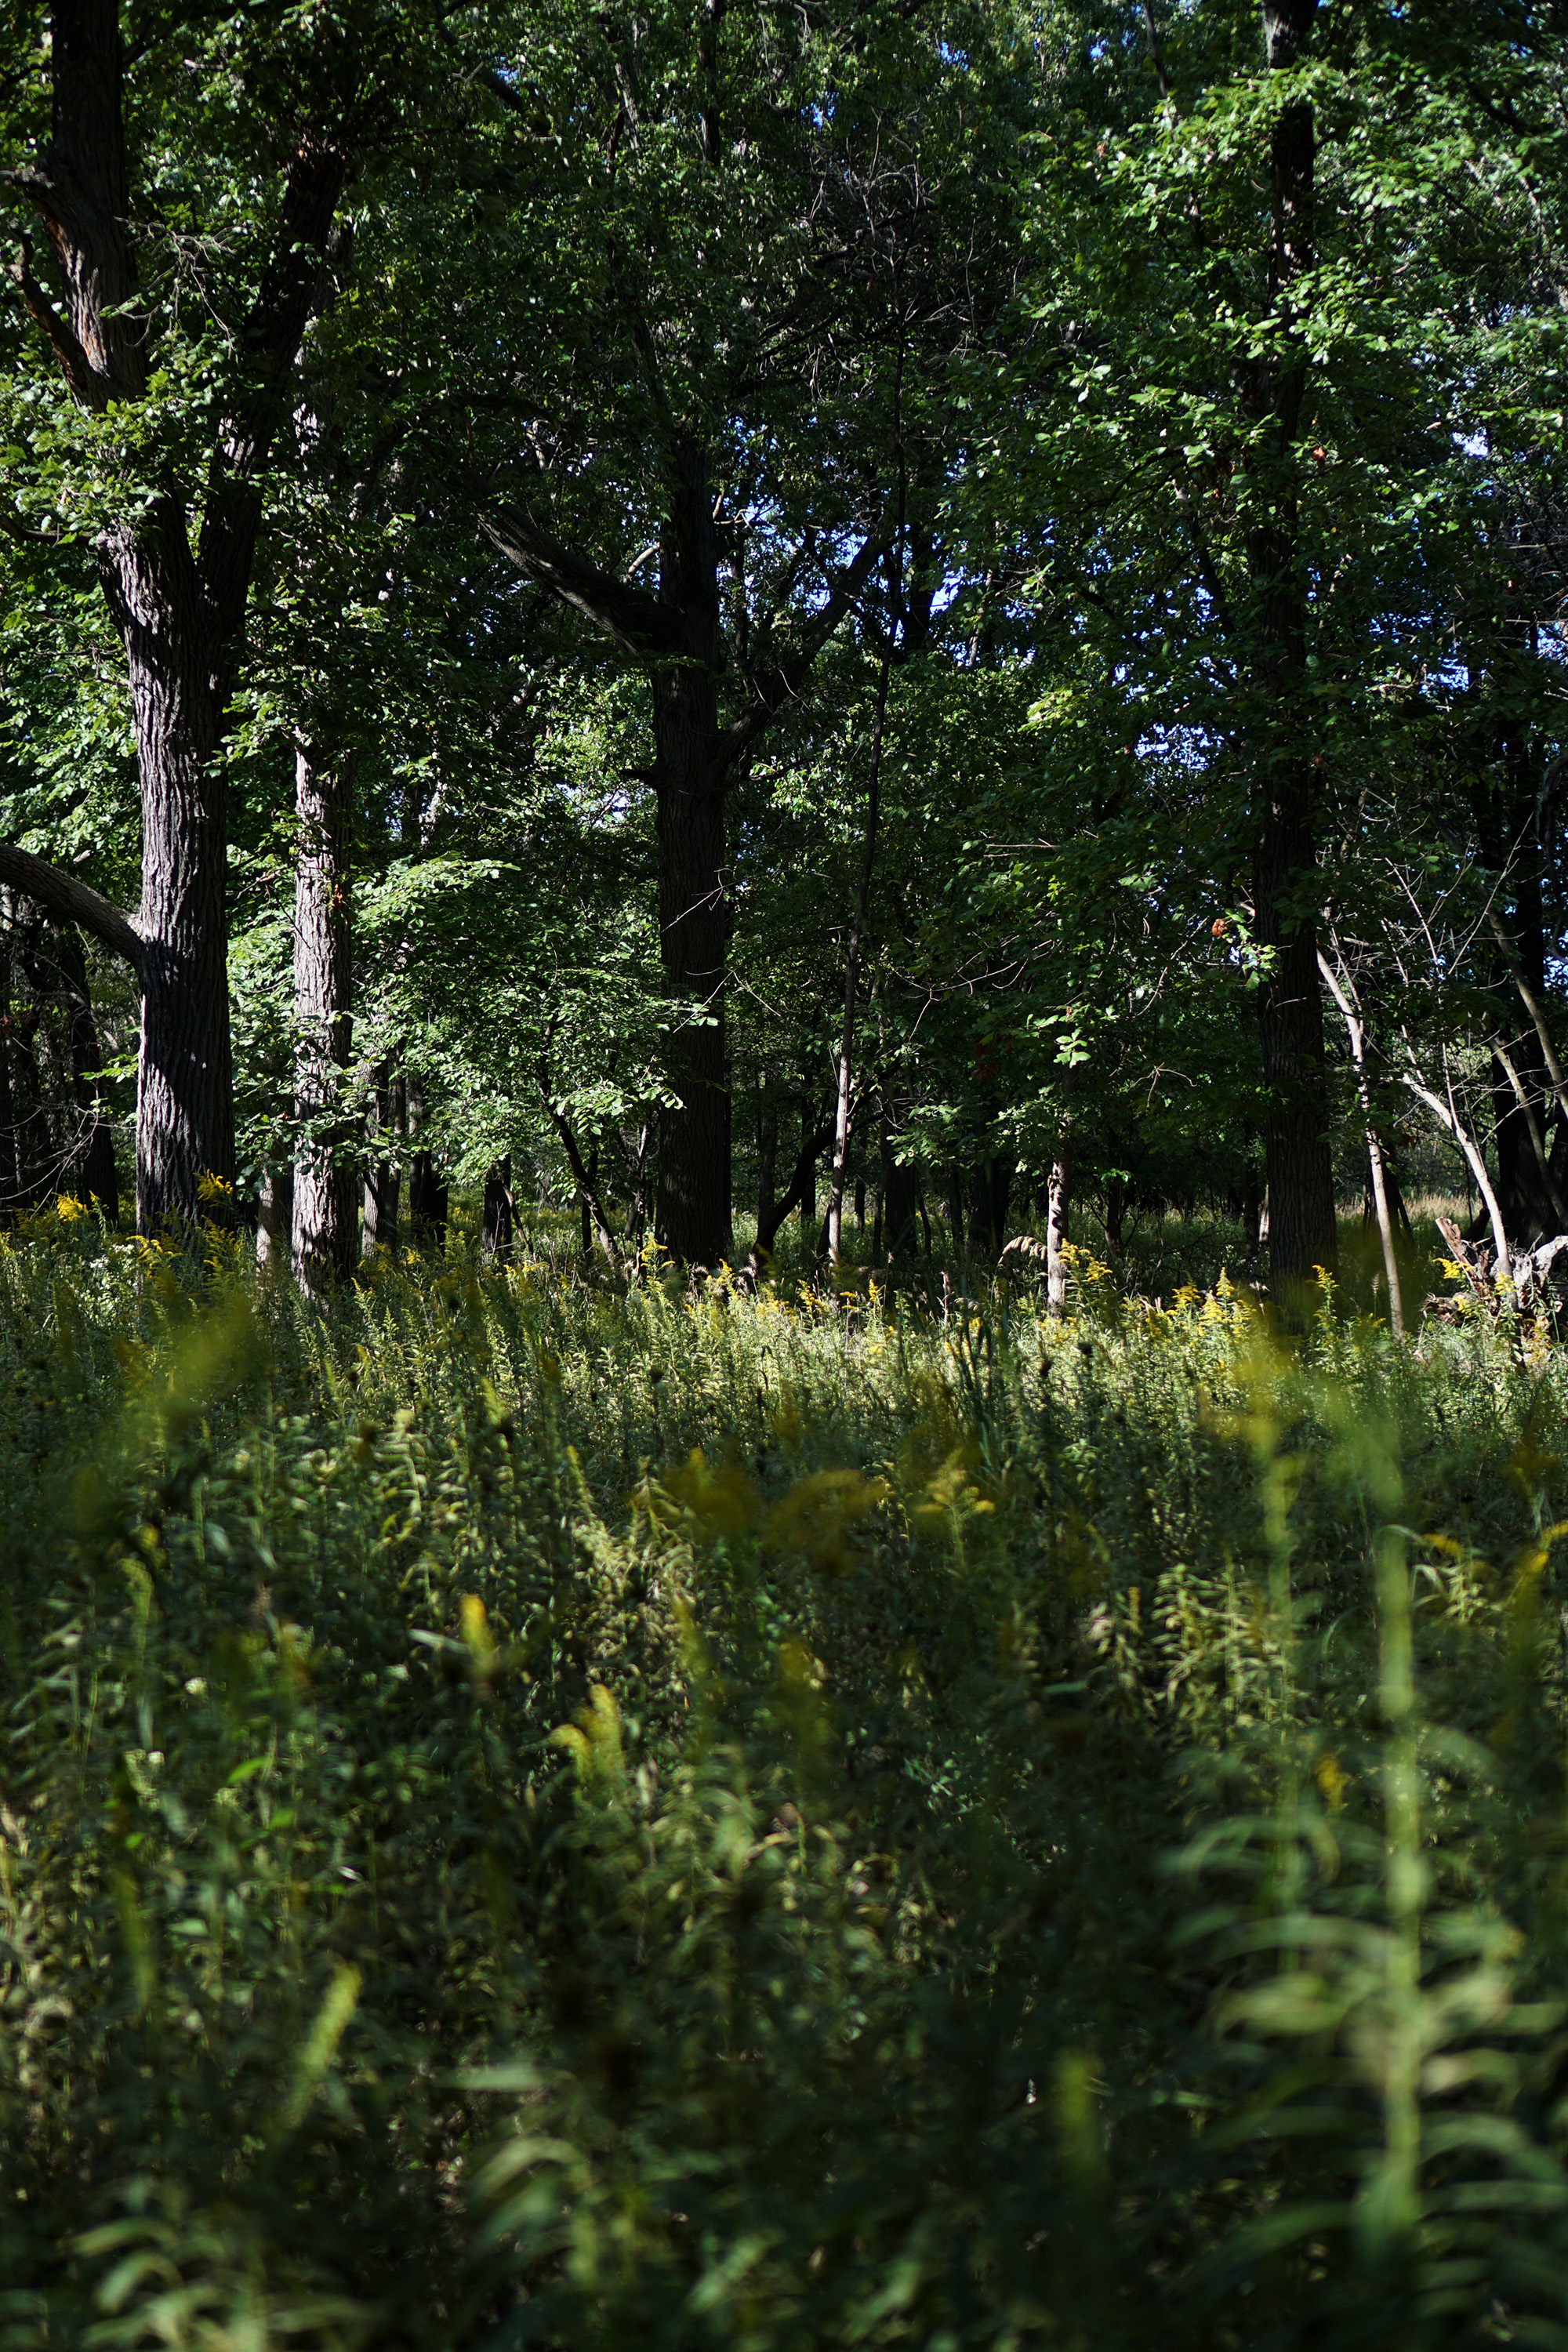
[[3, 1221, 1568, 2347]]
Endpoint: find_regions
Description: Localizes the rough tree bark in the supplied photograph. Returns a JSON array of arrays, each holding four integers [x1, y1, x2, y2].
[[1247, 0, 1338, 1297], [290, 742, 356, 1287], [2, 2, 350, 1229]]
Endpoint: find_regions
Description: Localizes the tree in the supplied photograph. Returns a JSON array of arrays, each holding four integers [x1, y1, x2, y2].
[[0, 0, 419, 1227], [470, 0, 1016, 1261]]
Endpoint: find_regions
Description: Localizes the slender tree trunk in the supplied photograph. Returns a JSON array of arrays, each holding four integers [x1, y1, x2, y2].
[[362, 1060, 404, 1255], [652, 440, 731, 1264], [483, 1155, 515, 1261], [755, 1092, 779, 1241], [967, 1157, 1014, 1261], [290, 742, 355, 1287], [577, 1144, 599, 1261], [1249, 0, 1337, 1297], [1317, 950, 1404, 1338], [1047, 1129, 1073, 1317], [756, 1102, 830, 1256], [826, 641, 890, 1262], [407, 1057, 448, 1250], [880, 1099, 920, 1261], [0, 913, 16, 1216], [482, 445, 889, 1269], [1400, 1055, 1510, 1284], [946, 1164, 965, 1252]]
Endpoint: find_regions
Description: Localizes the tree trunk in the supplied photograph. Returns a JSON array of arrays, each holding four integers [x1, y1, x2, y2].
[[408, 1152, 448, 1250], [1248, 0, 1338, 1297], [826, 473, 899, 1265], [290, 742, 355, 1288], [23, 920, 120, 1218], [755, 1093, 779, 1242], [483, 1155, 515, 1261], [946, 1163, 965, 1251], [257, 1163, 294, 1267], [880, 1102, 921, 1261], [578, 1143, 598, 1261], [646, 437, 730, 1262], [1105, 1174, 1126, 1256], [4, 901, 55, 1208], [967, 1156, 1014, 1261], [0, 920, 15, 1217], [9, 2, 350, 1232], [1243, 1153, 1262, 1250], [108, 524, 237, 1228], [756, 1099, 831, 1257], [363, 1060, 404, 1255], [1317, 949, 1404, 1339], [1046, 1134, 1073, 1318]]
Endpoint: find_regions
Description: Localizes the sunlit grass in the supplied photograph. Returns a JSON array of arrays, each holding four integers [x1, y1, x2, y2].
[[2, 1218, 1566, 2347]]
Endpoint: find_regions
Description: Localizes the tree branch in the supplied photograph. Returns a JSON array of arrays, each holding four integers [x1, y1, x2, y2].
[[535, 1045, 623, 1271], [715, 506, 897, 780], [0, 847, 143, 981], [481, 503, 681, 655], [198, 132, 352, 650], [8, 233, 108, 409], [1483, 902, 1568, 1120]]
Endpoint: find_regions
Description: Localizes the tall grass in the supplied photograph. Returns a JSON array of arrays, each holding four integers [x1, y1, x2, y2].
[[2, 1211, 1567, 2347]]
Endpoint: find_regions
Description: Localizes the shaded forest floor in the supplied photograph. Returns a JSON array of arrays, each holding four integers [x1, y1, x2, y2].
[[4, 1212, 1568, 2349]]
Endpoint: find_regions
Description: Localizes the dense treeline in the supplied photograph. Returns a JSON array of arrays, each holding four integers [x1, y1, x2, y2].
[[2, 0, 1566, 1306]]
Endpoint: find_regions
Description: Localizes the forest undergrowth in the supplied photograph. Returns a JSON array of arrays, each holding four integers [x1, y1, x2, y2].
[[5, 1214, 1568, 2349]]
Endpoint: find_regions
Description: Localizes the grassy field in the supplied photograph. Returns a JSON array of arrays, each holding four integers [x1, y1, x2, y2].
[[3, 1208, 1568, 2349]]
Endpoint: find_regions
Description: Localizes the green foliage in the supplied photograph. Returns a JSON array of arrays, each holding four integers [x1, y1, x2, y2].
[[5, 1224, 1568, 2342]]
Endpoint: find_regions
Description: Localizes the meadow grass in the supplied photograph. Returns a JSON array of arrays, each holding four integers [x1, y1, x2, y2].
[[2, 1210, 1568, 2348]]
